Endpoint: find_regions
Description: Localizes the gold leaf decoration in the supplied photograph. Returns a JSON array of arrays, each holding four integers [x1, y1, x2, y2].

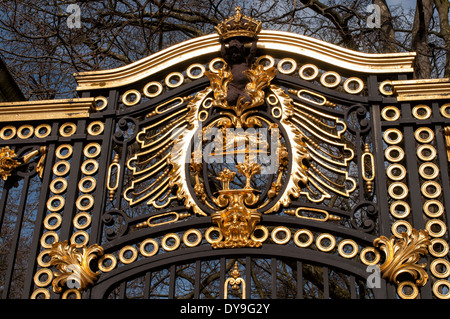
[[49, 240, 104, 294], [374, 229, 431, 289]]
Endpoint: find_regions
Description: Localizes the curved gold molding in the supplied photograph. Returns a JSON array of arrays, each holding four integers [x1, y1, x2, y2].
[[74, 30, 416, 91]]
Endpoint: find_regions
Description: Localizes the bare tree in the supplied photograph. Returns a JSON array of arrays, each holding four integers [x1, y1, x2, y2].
[[0, 1, 448, 97]]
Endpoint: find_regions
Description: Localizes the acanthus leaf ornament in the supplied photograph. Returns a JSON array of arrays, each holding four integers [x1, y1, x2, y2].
[[0, 146, 47, 181], [49, 240, 104, 294], [373, 229, 431, 294]]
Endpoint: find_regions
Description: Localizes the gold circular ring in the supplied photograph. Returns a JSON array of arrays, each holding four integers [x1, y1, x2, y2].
[[417, 144, 436, 162], [203, 97, 213, 109], [40, 231, 59, 249], [198, 110, 209, 122], [392, 220, 412, 238], [140, 238, 159, 257], [44, 212, 62, 230], [143, 81, 163, 98], [255, 55, 275, 70], [34, 268, 53, 287], [122, 89, 141, 106], [266, 94, 278, 106], [62, 289, 81, 299], [299, 64, 319, 81], [397, 281, 418, 299], [165, 72, 184, 88], [187, 63, 206, 79], [338, 239, 359, 258], [440, 103, 450, 118], [78, 176, 96, 193], [70, 230, 89, 248], [430, 259, 450, 278], [209, 57, 227, 73], [76, 194, 94, 211], [388, 182, 408, 200], [421, 181, 441, 199], [320, 71, 341, 88], [119, 245, 138, 264], [383, 128, 403, 145], [384, 146, 405, 163], [98, 254, 117, 272], [316, 233, 336, 252], [30, 288, 50, 299], [390, 201, 410, 219], [35, 124, 52, 138], [250, 225, 269, 243], [87, 121, 104, 136], [50, 177, 68, 194], [343, 77, 364, 94], [161, 233, 180, 251], [205, 226, 223, 244], [433, 280, 450, 299], [37, 250, 52, 268], [59, 122, 77, 137], [414, 127, 434, 144], [17, 124, 34, 139], [419, 162, 439, 180], [84, 143, 101, 158], [271, 106, 282, 119], [386, 164, 406, 181], [360, 247, 381, 265], [429, 238, 449, 258], [53, 160, 70, 177], [56, 144, 73, 160], [47, 195, 65, 212], [426, 219, 447, 237], [412, 104, 432, 120], [94, 96, 108, 111], [183, 229, 202, 247], [73, 212, 91, 230], [381, 106, 400, 121], [0, 125, 16, 140], [423, 200, 444, 218], [81, 159, 99, 175], [277, 58, 297, 75], [271, 226, 291, 245], [379, 80, 393, 96], [293, 229, 314, 248]]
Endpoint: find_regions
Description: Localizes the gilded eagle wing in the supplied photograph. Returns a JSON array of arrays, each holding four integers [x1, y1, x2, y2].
[[266, 85, 356, 213], [123, 89, 212, 216]]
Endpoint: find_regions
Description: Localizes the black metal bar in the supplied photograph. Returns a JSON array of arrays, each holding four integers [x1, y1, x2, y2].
[[143, 272, 151, 299], [168, 264, 176, 299], [194, 259, 201, 298], [22, 143, 55, 298], [271, 258, 276, 299], [245, 256, 251, 299], [296, 261, 303, 299], [2, 173, 30, 298], [219, 257, 225, 299], [323, 266, 329, 299]]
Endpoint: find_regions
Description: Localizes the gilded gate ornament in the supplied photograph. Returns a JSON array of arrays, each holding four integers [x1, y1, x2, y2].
[[373, 229, 431, 297], [123, 7, 357, 248], [49, 241, 104, 293], [0, 146, 47, 181]]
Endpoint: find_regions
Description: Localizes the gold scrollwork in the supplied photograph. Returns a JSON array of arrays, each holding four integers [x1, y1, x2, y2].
[[373, 228, 431, 298], [107, 154, 120, 201], [136, 211, 191, 229], [49, 240, 104, 293]]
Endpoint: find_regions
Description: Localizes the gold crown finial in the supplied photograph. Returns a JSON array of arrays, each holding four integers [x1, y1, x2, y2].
[[215, 6, 262, 40]]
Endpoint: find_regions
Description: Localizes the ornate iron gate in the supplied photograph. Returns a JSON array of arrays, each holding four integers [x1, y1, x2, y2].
[[1, 8, 450, 299]]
